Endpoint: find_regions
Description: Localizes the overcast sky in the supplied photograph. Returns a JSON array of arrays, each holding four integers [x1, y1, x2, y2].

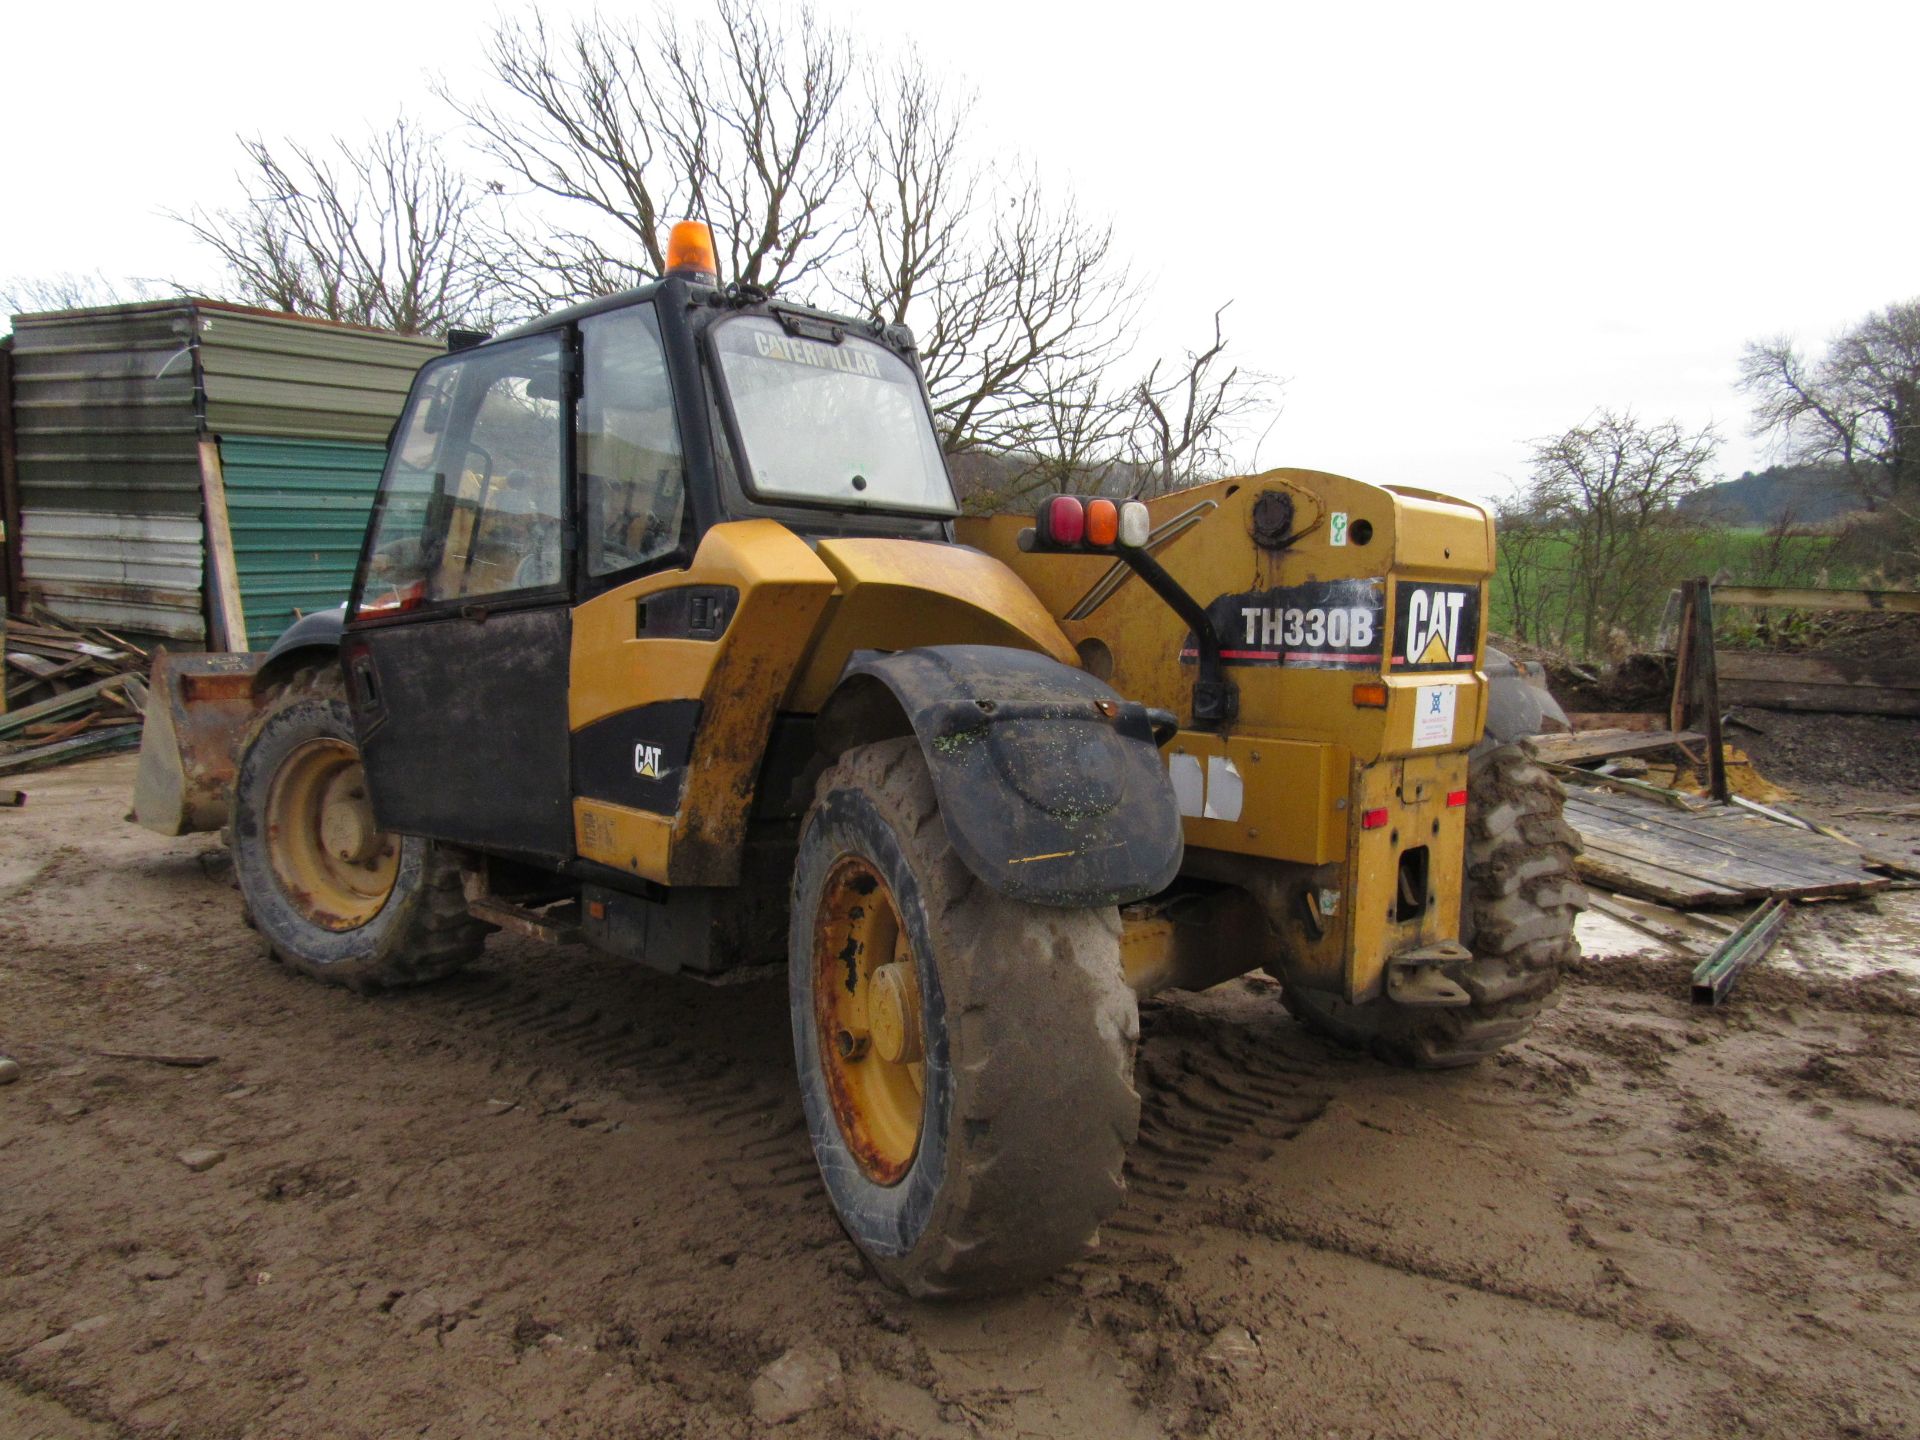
[[7, 0, 1915, 504]]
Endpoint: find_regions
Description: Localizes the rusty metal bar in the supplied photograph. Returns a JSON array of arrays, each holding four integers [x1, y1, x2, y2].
[[1691, 896, 1791, 1005]]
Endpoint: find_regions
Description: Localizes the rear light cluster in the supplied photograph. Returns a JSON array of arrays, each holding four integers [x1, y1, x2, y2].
[[1030, 495, 1151, 552], [1360, 807, 1391, 830], [358, 579, 425, 617]]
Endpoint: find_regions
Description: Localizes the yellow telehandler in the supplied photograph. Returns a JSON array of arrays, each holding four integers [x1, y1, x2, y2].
[[134, 221, 1581, 1297]]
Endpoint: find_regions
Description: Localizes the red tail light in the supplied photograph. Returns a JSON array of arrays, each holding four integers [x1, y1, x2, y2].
[[1445, 789, 1468, 808], [1039, 494, 1086, 547], [1361, 807, 1390, 830]]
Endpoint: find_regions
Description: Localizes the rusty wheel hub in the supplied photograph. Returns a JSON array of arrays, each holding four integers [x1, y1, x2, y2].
[[813, 856, 927, 1184], [265, 739, 400, 931]]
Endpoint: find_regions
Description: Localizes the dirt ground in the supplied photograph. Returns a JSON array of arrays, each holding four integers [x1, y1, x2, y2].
[[5, 755, 1920, 1439]]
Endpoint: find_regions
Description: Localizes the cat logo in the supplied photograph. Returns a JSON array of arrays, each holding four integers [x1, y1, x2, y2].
[[633, 743, 663, 780], [1392, 583, 1481, 672]]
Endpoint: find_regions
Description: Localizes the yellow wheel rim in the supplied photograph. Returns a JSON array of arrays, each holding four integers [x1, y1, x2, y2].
[[265, 738, 400, 931], [813, 856, 926, 1185]]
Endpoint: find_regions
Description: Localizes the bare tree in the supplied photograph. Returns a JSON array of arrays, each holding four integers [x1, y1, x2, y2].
[[2, 271, 164, 315], [450, 0, 854, 309], [838, 55, 974, 333], [177, 117, 496, 335], [833, 58, 1137, 457], [1514, 410, 1717, 656], [999, 365, 1130, 503], [1740, 299, 1920, 511], [443, 11, 1270, 480], [1124, 305, 1277, 496]]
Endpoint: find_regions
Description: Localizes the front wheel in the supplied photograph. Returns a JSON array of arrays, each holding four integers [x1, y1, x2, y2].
[[790, 737, 1140, 1298], [1283, 741, 1584, 1067], [230, 666, 489, 990]]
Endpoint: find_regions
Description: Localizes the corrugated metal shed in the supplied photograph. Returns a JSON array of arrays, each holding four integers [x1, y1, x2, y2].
[[197, 306, 440, 443], [220, 436, 384, 648], [5, 300, 440, 645], [10, 302, 207, 639]]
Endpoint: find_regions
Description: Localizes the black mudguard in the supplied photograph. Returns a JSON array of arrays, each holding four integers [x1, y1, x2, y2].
[[254, 604, 347, 692], [819, 645, 1184, 908]]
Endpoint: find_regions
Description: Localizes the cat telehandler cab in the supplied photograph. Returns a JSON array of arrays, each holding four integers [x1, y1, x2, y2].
[[134, 221, 1582, 1298]]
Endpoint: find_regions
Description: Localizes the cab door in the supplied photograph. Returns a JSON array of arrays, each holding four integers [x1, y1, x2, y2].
[[343, 331, 576, 864]]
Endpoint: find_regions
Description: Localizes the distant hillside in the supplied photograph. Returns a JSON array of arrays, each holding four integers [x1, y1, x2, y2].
[[1682, 463, 1870, 527]]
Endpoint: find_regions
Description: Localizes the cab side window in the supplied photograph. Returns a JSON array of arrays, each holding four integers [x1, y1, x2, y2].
[[356, 334, 566, 615], [580, 305, 686, 578]]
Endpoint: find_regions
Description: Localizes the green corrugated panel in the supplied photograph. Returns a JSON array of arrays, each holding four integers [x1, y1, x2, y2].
[[197, 307, 442, 444], [220, 435, 387, 649]]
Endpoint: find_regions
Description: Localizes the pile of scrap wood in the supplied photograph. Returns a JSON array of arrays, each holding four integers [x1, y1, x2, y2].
[[1527, 739, 1918, 1004], [1, 608, 150, 779]]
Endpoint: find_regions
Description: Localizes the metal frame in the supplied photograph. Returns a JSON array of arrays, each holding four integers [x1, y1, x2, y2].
[[0, 339, 21, 615]]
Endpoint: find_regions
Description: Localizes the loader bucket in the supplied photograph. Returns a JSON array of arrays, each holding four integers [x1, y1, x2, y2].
[[132, 652, 266, 836]]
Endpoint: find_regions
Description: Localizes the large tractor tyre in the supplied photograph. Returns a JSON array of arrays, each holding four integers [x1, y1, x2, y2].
[[790, 737, 1140, 1299], [1284, 742, 1583, 1068], [230, 665, 488, 991]]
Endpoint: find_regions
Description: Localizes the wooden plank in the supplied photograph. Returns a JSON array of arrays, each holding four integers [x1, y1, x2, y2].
[[1721, 680, 1920, 718], [1552, 764, 1700, 810], [1527, 728, 1703, 765], [1575, 847, 1755, 908], [1692, 580, 1728, 803], [1566, 793, 1891, 899], [1670, 583, 1695, 733], [1568, 712, 1671, 733], [0, 724, 142, 776], [1568, 793, 1880, 886], [1586, 890, 1733, 947], [199, 436, 249, 653], [1717, 650, 1920, 717], [0, 673, 127, 741], [1714, 585, 1920, 614], [1572, 826, 1795, 896], [1719, 651, 1920, 688]]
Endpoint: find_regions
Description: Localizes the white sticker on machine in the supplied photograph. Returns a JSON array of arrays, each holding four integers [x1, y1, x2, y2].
[[1412, 684, 1457, 748]]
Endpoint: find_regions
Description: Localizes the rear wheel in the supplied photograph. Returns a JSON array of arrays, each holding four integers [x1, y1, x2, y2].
[[231, 665, 488, 990], [790, 737, 1139, 1298], [1283, 742, 1583, 1067]]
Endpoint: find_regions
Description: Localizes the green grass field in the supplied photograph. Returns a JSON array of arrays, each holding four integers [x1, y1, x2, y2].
[[1487, 527, 1855, 652]]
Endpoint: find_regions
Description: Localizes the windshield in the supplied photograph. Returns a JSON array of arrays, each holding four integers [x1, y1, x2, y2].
[[712, 315, 956, 516]]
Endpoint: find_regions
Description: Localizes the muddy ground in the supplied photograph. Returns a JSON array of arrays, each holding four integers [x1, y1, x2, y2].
[[4, 755, 1920, 1439]]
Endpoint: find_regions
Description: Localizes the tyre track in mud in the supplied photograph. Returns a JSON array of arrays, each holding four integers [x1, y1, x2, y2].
[[365, 948, 1341, 1253], [374, 943, 825, 1214], [1104, 992, 1335, 1252]]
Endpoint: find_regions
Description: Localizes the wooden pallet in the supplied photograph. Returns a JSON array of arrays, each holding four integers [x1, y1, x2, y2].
[[1565, 787, 1893, 908], [1527, 727, 1703, 765]]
